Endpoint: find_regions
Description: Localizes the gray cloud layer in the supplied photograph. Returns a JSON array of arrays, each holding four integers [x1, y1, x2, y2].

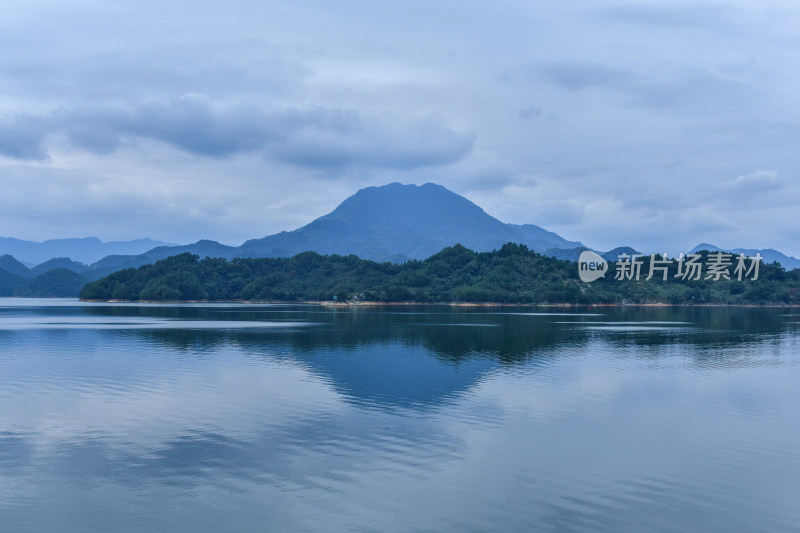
[[1, 0, 798, 255], [0, 95, 474, 170]]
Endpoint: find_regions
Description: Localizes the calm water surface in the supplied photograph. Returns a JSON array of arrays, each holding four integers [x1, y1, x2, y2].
[[1, 299, 799, 532]]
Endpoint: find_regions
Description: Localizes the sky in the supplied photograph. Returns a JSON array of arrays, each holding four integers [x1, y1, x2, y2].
[[1, 0, 799, 256]]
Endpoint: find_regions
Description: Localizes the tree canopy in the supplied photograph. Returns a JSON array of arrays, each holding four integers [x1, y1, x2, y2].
[[79, 244, 800, 305]]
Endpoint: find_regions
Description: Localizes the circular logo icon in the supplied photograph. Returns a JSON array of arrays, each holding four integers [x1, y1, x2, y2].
[[578, 251, 608, 283]]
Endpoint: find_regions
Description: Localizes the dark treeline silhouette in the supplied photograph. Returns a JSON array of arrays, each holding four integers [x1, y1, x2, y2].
[[79, 244, 800, 305]]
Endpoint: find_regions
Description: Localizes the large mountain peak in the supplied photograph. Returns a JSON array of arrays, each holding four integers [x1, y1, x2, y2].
[[318, 182, 502, 231], [80, 182, 583, 270], [240, 182, 581, 261]]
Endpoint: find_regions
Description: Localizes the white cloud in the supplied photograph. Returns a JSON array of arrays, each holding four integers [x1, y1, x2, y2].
[[728, 170, 782, 196]]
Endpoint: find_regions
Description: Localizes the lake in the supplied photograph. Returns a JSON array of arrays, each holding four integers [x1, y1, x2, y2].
[[1, 299, 799, 532]]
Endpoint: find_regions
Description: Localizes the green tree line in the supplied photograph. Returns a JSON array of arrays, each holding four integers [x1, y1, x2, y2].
[[78, 244, 800, 305]]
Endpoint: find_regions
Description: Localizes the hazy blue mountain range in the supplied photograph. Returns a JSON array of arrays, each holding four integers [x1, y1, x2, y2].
[[690, 243, 800, 270], [0, 254, 33, 278], [1, 255, 88, 278], [0, 267, 25, 294], [29, 257, 90, 277], [0, 237, 176, 265], [0, 254, 93, 297], [12, 269, 88, 297], [0, 266, 85, 297], [0, 254, 119, 297], [81, 240, 240, 279]]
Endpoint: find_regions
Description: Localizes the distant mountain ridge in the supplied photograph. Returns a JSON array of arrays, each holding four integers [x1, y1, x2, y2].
[[690, 243, 800, 270], [0, 254, 95, 297], [0, 237, 177, 265], [29, 257, 89, 277], [0, 255, 33, 278]]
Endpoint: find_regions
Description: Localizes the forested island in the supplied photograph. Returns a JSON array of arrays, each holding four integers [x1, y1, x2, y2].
[[79, 243, 800, 305]]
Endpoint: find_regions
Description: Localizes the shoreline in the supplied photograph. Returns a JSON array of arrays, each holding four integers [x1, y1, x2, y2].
[[78, 299, 800, 308]]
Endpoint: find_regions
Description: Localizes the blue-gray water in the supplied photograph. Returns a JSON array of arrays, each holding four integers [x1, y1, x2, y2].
[[2, 299, 800, 532]]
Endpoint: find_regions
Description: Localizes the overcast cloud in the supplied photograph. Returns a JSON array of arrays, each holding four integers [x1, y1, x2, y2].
[[1, 0, 799, 256]]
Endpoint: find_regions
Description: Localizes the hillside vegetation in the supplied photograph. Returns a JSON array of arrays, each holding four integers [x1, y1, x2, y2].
[[80, 244, 800, 305]]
